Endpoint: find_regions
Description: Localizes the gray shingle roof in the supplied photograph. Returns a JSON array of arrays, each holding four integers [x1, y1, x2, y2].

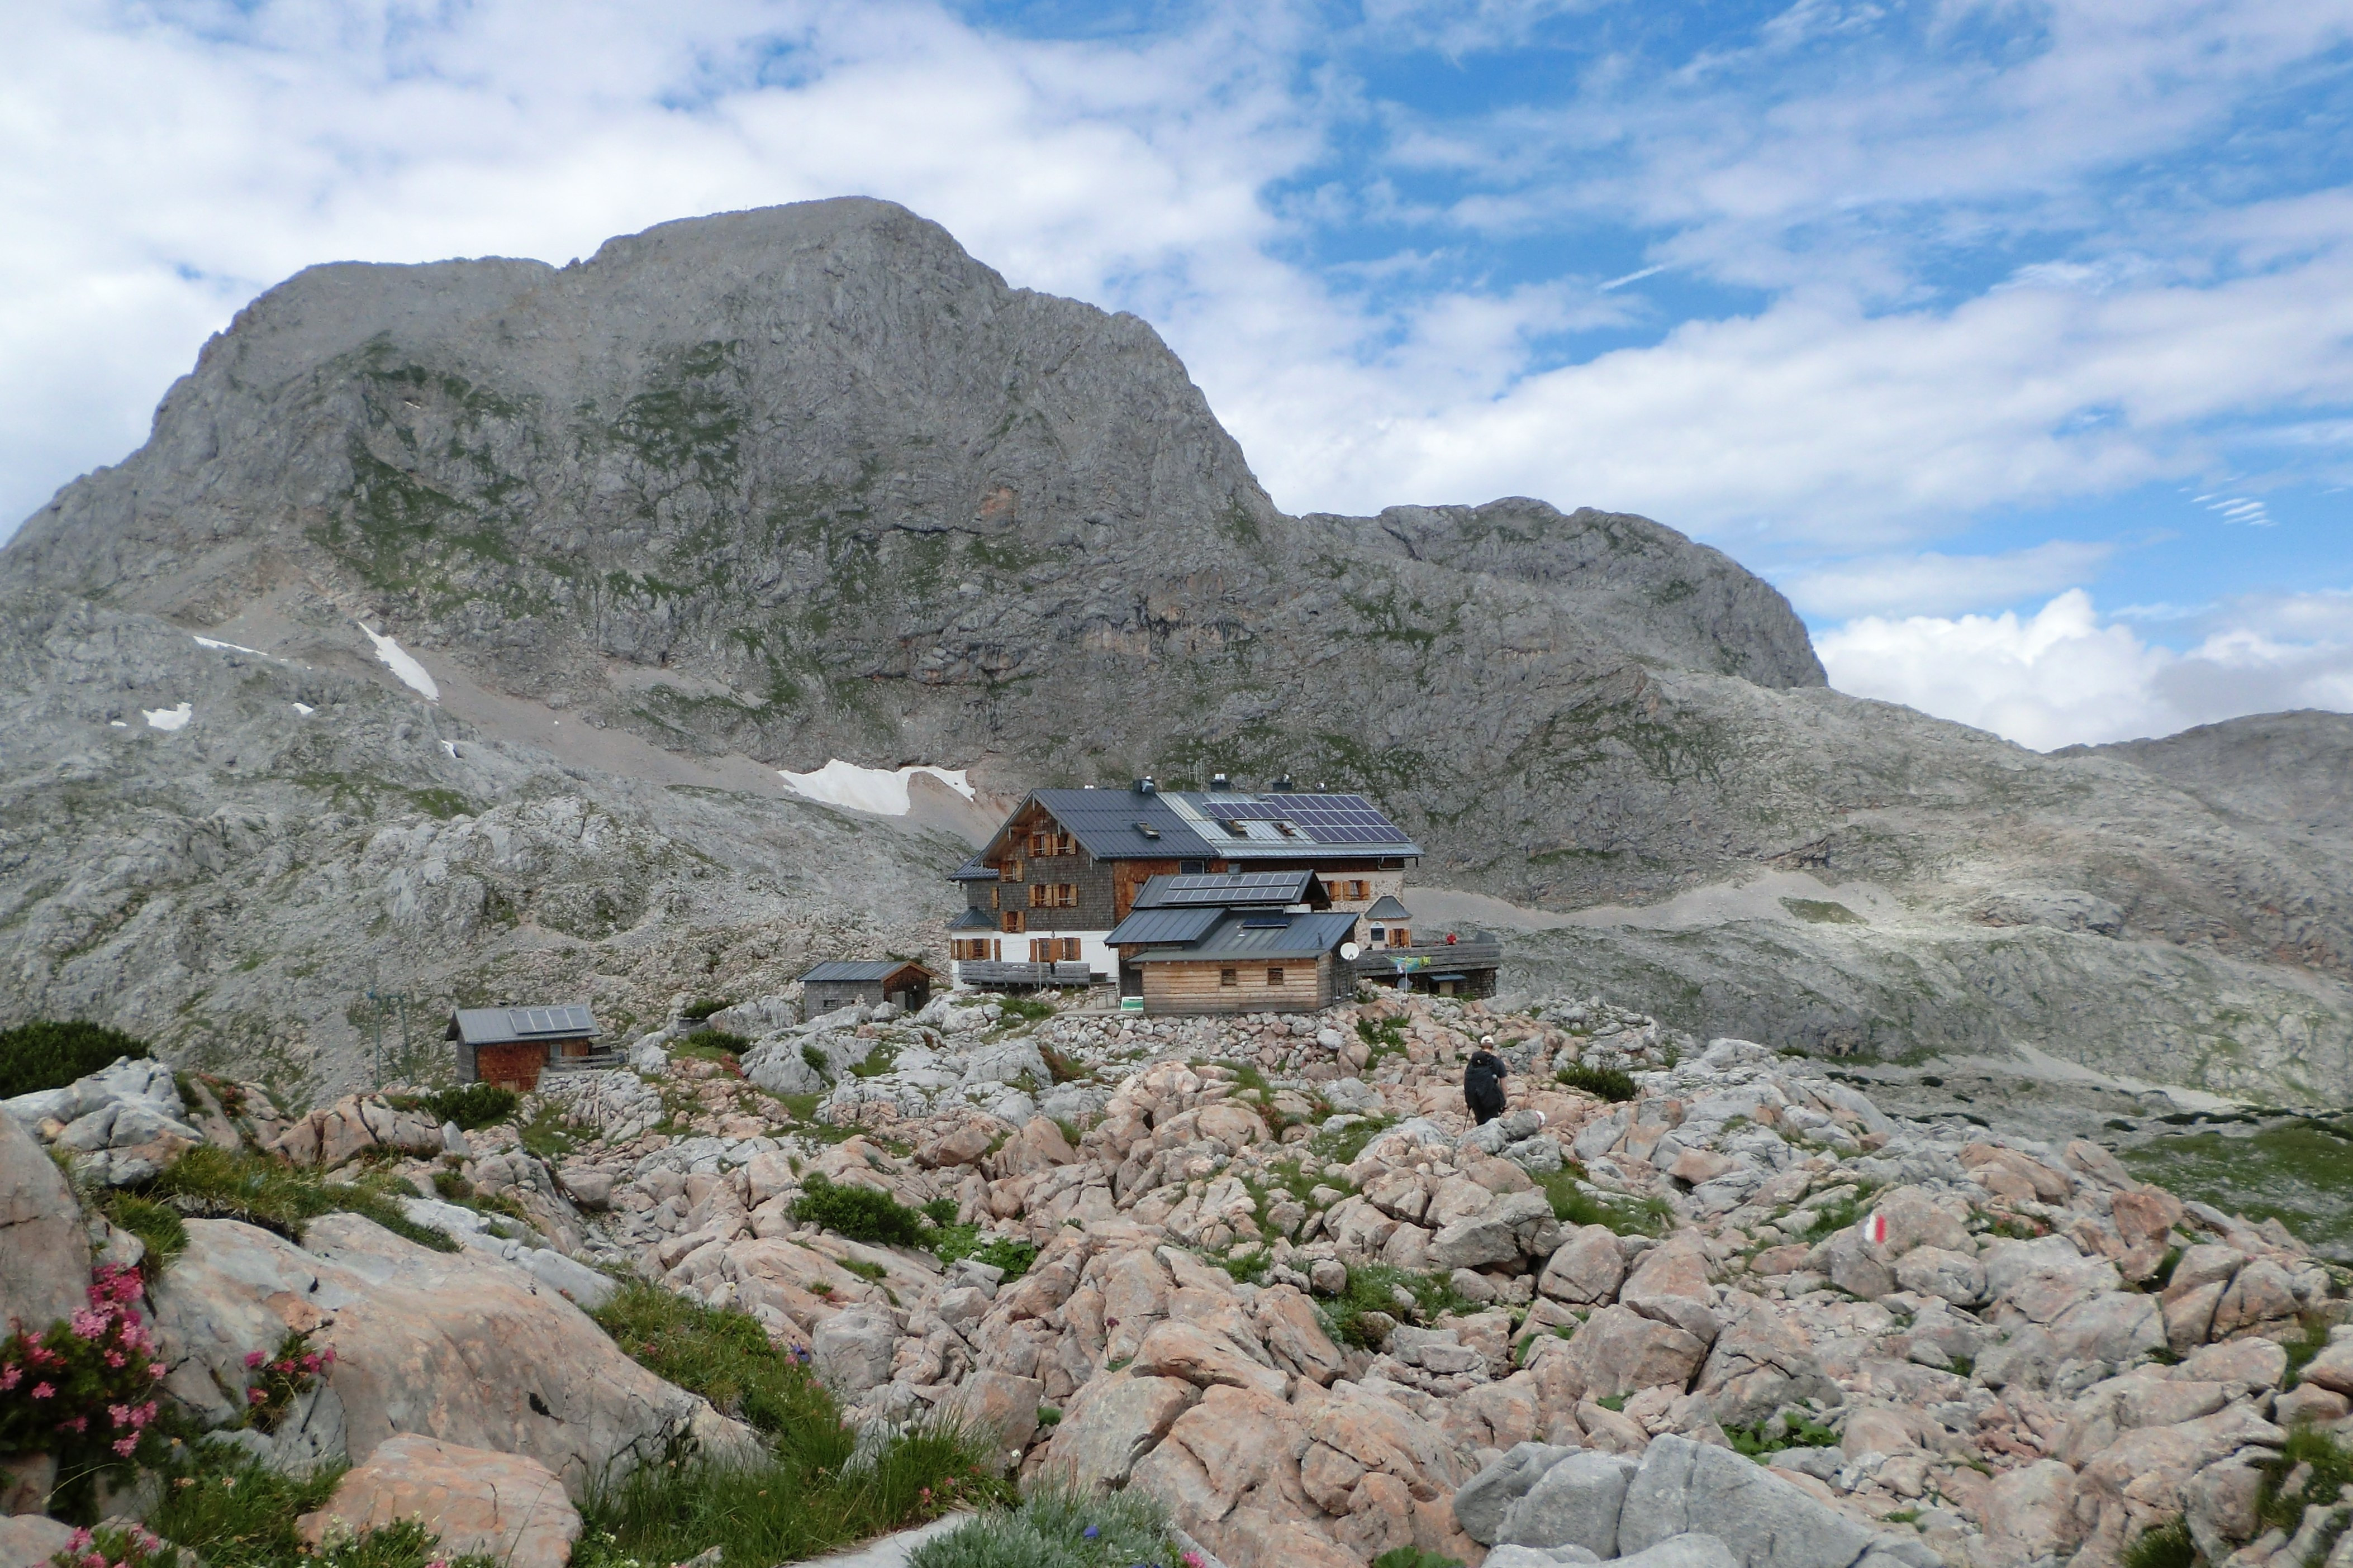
[[1126, 910, 1362, 964], [802, 960, 929, 984], [1018, 789, 1215, 860], [445, 1005, 597, 1045], [1104, 906, 1225, 946], [1130, 870, 1317, 909]]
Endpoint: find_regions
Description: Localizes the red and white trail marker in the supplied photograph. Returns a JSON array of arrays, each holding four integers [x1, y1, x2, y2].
[[1862, 1212, 1889, 1246]]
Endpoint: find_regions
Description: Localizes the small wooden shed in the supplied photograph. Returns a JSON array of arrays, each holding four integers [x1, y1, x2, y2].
[[801, 960, 934, 1017], [446, 1004, 600, 1092]]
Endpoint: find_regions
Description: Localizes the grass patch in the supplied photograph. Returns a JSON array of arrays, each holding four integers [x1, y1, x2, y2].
[[142, 1147, 458, 1252], [1321, 1263, 1474, 1348], [1798, 1186, 1877, 1240], [1355, 1016, 1410, 1066], [909, 1478, 1178, 1568], [2121, 1519, 2195, 1568], [2284, 1312, 2334, 1388], [1723, 1412, 1841, 1459], [1555, 1062, 1638, 1102], [1310, 1114, 1397, 1166], [1039, 1045, 1087, 1085], [1781, 898, 1864, 926], [995, 995, 1055, 1022], [584, 1283, 1003, 1568], [681, 998, 732, 1023], [1371, 1552, 1465, 1568], [99, 1192, 188, 1278], [421, 1083, 517, 1130], [849, 1044, 903, 1080], [0, 1018, 148, 1098], [1537, 1169, 1673, 1235], [930, 1224, 1039, 1280], [2256, 1425, 2353, 1542], [520, 1103, 582, 1161], [148, 1440, 348, 1567], [2122, 1121, 2353, 1260]]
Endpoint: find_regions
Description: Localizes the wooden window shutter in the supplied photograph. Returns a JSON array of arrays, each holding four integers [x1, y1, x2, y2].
[[1061, 938, 1081, 961]]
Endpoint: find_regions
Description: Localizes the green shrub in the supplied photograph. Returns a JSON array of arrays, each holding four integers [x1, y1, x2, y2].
[[2120, 1518, 2196, 1568], [421, 1083, 517, 1130], [1555, 1062, 1637, 1102], [142, 1148, 458, 1254], [681, 998, 731, 1023], [0, 1019, 148, 1099], [679, 1028, 752, 1057], [792, 1174, 930, 1246], [1372, 1550, 1466, 1568], [909, 1477, 1176, 1568]]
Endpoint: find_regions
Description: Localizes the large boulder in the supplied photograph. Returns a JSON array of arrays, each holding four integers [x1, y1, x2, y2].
[[146, 1215, 755, 1496], [812, 1303, 900, 1395], [1042, 1371, 1197, 1489], [1695, 1291, 1836, 1427], [1456, 1442, 1580, 1544], [0, 1111, 86, 1333], [297, 1434, 580, 1568], [1498, 1450, 1641, 1557], [1563, 1305, 1709, 1400], [1618, 1434, 1877, 1568], [1538, 1226, 1627, 1305]]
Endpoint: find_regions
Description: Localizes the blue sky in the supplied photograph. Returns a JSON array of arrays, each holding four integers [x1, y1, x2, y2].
[[4, 0, 2351, 746]]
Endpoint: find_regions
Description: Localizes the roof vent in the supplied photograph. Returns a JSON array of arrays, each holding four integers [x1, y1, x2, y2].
[[1209, 773, 1232, 792], [1133, 776, 1156, 795], [1134, 822, 1162, 840]]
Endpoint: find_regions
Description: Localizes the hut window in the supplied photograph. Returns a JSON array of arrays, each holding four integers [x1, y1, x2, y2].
[[1368, 926, 1385, 945], [1058, 883, 1079, 907], [1060, 938, 1081, 960], [1219, 968, 1238, 987], [1002, 911, 1025, 933], [1001, 859, 1023, 881], [1347, 880, 1369, 900], [1267, 967, 1285, 985]]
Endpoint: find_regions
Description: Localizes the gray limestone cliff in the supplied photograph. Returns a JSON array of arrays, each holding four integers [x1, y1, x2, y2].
[[4, 197, 2351, 1102]]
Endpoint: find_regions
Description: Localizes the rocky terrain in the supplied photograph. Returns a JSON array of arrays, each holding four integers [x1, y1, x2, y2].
[[11, 986, 2353, 1568], [3, 193, 2352, 1104]]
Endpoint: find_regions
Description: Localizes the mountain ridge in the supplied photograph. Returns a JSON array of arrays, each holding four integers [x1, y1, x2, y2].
[[5, 196, 2352, 1102]]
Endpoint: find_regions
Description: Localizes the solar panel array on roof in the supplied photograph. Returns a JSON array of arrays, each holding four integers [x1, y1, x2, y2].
[[1130, 870, 1313, 908], [506, 1005, 595, 1036], [1275, 794, 1417, 846], [1126, 910, 1362, 964]]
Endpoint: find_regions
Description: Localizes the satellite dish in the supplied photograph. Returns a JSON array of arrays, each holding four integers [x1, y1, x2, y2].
[[1340, 942, 1361, 960]]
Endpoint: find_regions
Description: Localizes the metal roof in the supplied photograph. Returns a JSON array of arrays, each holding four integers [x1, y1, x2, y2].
[[1130, 869, 1316, 909], [971, 787, 1419, 868], [1104, 906, 1225, 946], [1159, 792, 1422, 859], [1366, 894, 1414, 920], [947, 853, 997, 881], [445, 1005, 597, 1046], [948, 906, 999, 931], [1006, 789, 1218, 861], [802, 960, 930, 984], [1126, 910, 1362, 964]]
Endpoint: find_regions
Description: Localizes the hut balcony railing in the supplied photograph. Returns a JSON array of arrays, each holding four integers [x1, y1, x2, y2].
[[1349, 936, 1504, 975]]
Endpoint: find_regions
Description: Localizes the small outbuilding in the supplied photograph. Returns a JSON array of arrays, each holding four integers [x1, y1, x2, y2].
[[801, 960, 935, 1017], [445, 1004, 601, 1092], [1115, 909, 1360, 1015]]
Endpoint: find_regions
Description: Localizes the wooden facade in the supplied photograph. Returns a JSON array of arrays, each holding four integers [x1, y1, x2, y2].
[[1138, 951, 1340, 1015]]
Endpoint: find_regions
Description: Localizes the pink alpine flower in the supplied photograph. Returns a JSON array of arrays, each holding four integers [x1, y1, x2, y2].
[[0, 1364, 18, 1390], [30, 1381, 54, 1399], [243, 1350, 267, 1369], [247, 1387, 268, 1405], [112, 1435, 139, 1457]]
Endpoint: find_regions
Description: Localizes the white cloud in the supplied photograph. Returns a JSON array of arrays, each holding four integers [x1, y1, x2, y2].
[[1818, 588, 2353, 749], [1780, 541, 2118, 619]]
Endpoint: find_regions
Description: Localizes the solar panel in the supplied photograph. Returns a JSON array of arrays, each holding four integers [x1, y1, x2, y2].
[[1278, 793, 1414, 845], [1132, 870, 1311, 908]]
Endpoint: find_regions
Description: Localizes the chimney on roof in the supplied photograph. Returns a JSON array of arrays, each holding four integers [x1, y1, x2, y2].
[[1133, 776, 1157, 795], [1209, 773, 1232, 792], [1269, 775, 1295, 792]]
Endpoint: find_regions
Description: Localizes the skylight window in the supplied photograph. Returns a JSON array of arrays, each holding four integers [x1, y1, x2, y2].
[[1134, 822, 1161, 839]]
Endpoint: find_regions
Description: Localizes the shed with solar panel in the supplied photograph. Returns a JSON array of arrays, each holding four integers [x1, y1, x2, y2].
[[445, 1004, 602, 1091]]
